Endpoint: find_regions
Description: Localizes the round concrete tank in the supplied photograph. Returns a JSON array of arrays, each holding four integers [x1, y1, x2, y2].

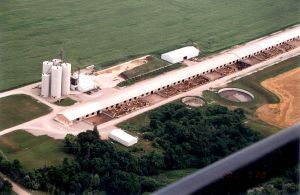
[[51, 66, 62, 99], [61, 62, 71, 96], [52, 59, 62, 66], [41, 74, 50, 97], [42, 61, 53, 74]]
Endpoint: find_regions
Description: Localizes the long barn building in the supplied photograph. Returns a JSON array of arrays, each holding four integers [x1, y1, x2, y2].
[[56, 25, 300, 126]]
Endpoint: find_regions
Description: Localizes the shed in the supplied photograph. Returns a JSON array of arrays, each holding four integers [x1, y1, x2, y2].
[[109, 129, 138, 147], [73, 74, 97, 92], [161, 46, 200, 64]]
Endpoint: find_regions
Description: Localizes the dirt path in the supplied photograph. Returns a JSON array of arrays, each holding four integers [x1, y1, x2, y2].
[[256, 67, 300, 128], [0, 173, 31, 195], [0, 48, 299, 139]]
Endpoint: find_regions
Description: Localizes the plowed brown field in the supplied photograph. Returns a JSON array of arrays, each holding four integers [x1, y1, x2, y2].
[[256, 67, 300, 128]]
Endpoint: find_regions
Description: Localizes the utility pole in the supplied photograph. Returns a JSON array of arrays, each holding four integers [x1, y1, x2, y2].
[[59, 48, 65, 61]]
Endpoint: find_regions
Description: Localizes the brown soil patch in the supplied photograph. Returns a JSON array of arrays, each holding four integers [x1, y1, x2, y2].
[[256, 67, 300, 128], [95, 55, 150, 75], [143, 94, 165, 104], [85, 114, 112, 125], [182, 97, 205, 107], [0, 138, 20, 152]]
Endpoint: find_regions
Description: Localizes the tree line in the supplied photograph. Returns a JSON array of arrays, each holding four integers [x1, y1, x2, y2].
[[0, 104, 262, 194], [0, 175, 12, 194]]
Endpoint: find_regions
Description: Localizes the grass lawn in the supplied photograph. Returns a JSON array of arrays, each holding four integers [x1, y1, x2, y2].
[[115, 112, 161, 156], [0, 130, 72, 171], [54, 97, 77, 106], [118, 63, 184, 87], [1, 0, 300, 91], [151, 168, 198, 188], [0, 94, 52, 131], [121, 57, 170, 79], [203, 55, 300, 135], [118, 112, 150, 133]]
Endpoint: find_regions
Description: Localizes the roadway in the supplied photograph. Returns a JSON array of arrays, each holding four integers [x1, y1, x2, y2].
[[0, 47, 299, 139]]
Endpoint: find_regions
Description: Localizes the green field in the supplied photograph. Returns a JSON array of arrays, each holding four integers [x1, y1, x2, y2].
[[54, 97, 77, 106], [0, 94, 52, 131], [151, 168, 197, 188], [121, 57, 170, 79], [203, 55, 300, 135], [1, 0, 299, 91], [0, 130, 72, 171]]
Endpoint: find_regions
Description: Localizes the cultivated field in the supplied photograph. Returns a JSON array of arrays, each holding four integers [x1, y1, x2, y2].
[[1, 0, 300, 91], [0, 94, 52, 131], [0, 130, 71, 171], [202, 55, 300, 135], [256, 67, 300, 128]]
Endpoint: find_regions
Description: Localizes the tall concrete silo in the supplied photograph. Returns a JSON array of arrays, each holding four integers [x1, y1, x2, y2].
[[41, 74, 50, 97], [51, 66, 62, 99], [42, 61, 53, 74], [61, 63, 71, 96], [52, 59, 62, 66]]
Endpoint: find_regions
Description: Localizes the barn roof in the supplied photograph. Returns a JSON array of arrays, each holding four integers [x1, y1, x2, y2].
[[256, 26, 300, 49], [109, 129, 138, 146], [228, 44, 263, 58], [161, 46, 199, 58], [58, 25, 300, 122]]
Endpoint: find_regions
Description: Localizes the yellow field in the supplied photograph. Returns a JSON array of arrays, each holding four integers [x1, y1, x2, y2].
[[256, 67, 300, 128]]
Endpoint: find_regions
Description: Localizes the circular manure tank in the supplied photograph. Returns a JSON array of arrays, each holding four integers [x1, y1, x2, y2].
[[182, 96, 205, 107], [218, 88, 254, 102]]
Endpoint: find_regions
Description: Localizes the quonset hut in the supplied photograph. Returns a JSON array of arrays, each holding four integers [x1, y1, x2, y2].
[[161, 46, 200, 64], [56, 25, 300, 126]]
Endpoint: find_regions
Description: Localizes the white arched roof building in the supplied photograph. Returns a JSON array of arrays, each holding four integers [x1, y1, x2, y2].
[[57, 25, 300, 126], [161, 46, 200, 64]]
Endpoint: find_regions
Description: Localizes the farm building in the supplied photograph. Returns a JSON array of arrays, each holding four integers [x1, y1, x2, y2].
[[161, 46, 200, 63], [56, 25, 300, 126], [109, 129, 138, 147], [71, 74, 97, 92]]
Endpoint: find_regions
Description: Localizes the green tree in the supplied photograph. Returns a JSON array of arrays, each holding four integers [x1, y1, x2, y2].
[[0, 176, 12, 194]]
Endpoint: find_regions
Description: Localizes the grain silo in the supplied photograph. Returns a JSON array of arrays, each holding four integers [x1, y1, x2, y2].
[[61, 62, 71, 96], [41, 74, 51, 97], [42, 61, 53, 74], [51, 66, 62, 99], [52, 59, 62, 66]]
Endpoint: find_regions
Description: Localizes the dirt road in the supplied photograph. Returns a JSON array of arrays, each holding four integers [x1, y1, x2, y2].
[[0, 173, 31, 195], [256, 67, 300, 128], [0, 43, 300, 140]]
